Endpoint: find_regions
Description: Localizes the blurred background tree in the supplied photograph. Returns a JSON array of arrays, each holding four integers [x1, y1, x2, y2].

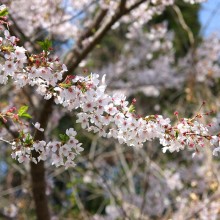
[[0, 1, 220, 220]]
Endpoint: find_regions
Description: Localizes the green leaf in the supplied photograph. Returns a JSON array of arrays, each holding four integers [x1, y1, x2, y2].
[[20, 113, 32, 119], [59, 133, 70, 143], [18, 105, 32, 119], [23, 133, 33, 147], [0, 8, 8, 17], [128, 104, 135, 113], [24, 133, 33, 145], [59, 82, 72, 89], [37, 39, 52, 51], [18, 105, 29, 117], [175, 131, 179, 138]]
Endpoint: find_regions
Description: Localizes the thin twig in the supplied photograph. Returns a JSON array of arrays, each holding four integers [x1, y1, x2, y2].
[[172, 5, 195, 47]]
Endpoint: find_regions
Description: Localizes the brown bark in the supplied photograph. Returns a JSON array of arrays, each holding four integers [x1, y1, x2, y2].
[[30, 98, 54, 220], [31, 160, 50, 220]]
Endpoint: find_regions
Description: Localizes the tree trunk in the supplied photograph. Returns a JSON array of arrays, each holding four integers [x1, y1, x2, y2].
[[31, 160, 50, 220], [30, 98, 54, 220]]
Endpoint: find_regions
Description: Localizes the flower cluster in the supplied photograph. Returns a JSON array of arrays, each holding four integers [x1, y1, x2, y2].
[[11, 127, 83, 168], [0, 6, 219, 169], [0, 105, 83, 169], [33, 128, 83, 168], [50, 73, 218, 155], [0, 106, 20, 123], [0, 29, 67, 92]]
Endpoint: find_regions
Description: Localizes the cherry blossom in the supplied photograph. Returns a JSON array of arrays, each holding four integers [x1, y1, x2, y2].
[[34, 122, 44, 132], [0, 4, 219, 170]]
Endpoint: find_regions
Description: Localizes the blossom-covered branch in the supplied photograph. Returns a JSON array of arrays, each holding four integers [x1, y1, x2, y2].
[[0, 5, 219, 170]]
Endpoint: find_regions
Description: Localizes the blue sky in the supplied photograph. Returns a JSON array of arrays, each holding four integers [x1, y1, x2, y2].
[[199, 0, 220, 36]]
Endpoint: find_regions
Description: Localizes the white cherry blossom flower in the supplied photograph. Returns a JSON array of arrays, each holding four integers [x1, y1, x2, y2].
[[34, 122, 44, 132]]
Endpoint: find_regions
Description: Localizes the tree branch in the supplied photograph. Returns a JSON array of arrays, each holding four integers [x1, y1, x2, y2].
[[64, 0, 147, 76], [77, 8, 108, 46]]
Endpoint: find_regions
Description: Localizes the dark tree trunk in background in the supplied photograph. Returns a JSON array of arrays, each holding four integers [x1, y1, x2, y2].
[[30, 98, 54, 220], [31, 160, 50, 220]]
